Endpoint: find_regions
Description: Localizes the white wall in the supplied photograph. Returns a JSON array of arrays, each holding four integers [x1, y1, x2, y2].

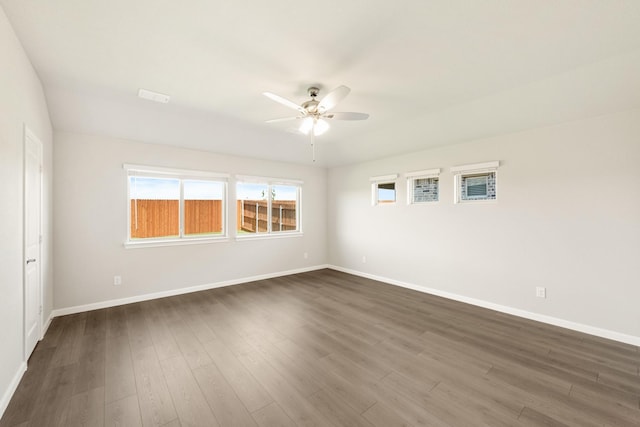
[[53, 131, 327, 311], [328, 109, 640, 343], [0, 5, 53, 416]]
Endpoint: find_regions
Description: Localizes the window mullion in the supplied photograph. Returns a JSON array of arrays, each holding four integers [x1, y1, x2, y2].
[[179, 179, 185, 238], [267, 185, 272, 233]]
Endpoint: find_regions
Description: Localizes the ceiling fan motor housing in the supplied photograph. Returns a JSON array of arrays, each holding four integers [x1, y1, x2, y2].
[[303, 87, 320, 113]]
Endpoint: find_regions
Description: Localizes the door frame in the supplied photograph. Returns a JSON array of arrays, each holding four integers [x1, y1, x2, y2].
[[23, 125, 43, 361]]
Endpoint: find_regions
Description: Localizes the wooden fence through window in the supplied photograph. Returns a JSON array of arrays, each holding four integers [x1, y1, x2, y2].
[[130, 200, 222, 238], [237, 200, 297, 233], [129, 199, 296, 238]]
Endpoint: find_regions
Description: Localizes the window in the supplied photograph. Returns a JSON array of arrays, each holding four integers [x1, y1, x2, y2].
[[125, 164, 228, 246], [377, 182, 396, 203], [406, 169, 440, 204], [451, 161, 499, 203], [236, 176, 301, 237], [370, 174, 398, 205], [463, 173, 492, 199]]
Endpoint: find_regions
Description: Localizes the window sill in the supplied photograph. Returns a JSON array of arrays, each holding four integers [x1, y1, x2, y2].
[[409, 201, 440, 205], [235, 231, 303, 241], [124, 236, 229, 249], [455, 199, 498, 205]]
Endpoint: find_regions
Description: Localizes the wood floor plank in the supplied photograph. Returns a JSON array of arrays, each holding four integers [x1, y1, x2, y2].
[[131, 345, 178, 427], [517, 406, 570, 427], [274, 339, 378, 414], [167, 319, 213, 370], [26, 362, 78, 427], [83, 309, 107, 337], [73, 332, 106, 394], [106, 306, 129, 338], [0, 346, 56, 426], [104, 334, 137, 404], [368, 379, 454, 427], [159, 356, 219, 427], [306, 390, 375, 427], [248, 334, 322, 397], [251, 402, 296, 427], [237, 350, 334, 427], [3, 269, 639, 427], [50, 313, 85, 368], [125, 303, 155, 354], [105, 394, 142, 427], [141, 301, 182, 362], [62, 386, 105, 427], [200, 337, 273, 413], [192, 362, 258, 427], [361, 401, 414, 427]]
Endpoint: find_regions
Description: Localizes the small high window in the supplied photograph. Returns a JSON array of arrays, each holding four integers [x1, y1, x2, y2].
[[406, 169, 440, 204], [451, 161, 499, 203], [462, 173, 495, 200], [370, 174, 398, 205], [377, 182, 396, 203]]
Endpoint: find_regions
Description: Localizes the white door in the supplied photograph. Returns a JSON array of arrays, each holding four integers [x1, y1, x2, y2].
[[24, 127, 42, 360]]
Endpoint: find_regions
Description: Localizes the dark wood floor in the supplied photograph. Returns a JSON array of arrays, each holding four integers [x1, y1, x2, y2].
[[1, 269, 639, 426]]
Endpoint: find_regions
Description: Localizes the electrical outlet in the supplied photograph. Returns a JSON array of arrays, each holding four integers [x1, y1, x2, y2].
[[536, 286, 546, 298], [303, 252, 308, 259], [362, 256, 367, 263], [114, 275, 122, 286]]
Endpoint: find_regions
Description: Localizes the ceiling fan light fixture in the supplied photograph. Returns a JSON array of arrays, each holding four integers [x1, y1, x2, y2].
[[299, 117, 314, 135], [264, 85, 369, 159], [314, 119, 329, 136]]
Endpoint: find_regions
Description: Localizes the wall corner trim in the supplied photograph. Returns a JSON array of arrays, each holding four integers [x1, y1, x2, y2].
[[327, 265, 640, 347]]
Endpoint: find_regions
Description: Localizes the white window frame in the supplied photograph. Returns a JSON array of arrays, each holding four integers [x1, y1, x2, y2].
[[451, 161, 499, 204], [406, 168, 441, 205], [235, 175, 303, 240], [124, 164, 229, 248], [370, 174, 398, 206]]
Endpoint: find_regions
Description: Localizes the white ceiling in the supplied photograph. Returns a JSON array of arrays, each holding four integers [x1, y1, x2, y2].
[[3, 0, 640, 167]]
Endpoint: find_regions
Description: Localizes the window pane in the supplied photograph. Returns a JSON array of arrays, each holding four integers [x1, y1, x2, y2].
[[412, 177, 439, 203], [129, 177, 179, 239], [272, 185, 298, 232], [377, 182, 396, 203], [184, 180, 224, 236], [237, 182, 269, 233], [461, 172, 496, 201]]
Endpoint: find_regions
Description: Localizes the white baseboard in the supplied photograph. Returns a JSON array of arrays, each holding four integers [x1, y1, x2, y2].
[[0, 361, 27, 420], [52, 264, 329, 317], [328, 265, 640, 347]]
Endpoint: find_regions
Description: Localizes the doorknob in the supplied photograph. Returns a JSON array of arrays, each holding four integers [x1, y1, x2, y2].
[[26, 258, 36, 264]]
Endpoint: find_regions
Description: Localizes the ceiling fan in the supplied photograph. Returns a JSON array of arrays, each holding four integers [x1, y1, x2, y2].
[[263, 85, 369, 161]]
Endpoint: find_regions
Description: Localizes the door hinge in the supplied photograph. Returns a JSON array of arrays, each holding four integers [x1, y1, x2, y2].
[[39, 235, 43, 244], [39, 305, 43, 315]]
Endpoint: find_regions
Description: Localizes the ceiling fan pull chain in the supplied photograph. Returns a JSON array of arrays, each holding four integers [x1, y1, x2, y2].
[[311, 128, 316, 162]]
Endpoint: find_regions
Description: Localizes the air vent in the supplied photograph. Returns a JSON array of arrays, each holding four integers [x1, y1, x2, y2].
[[138, 89, 170, 104]]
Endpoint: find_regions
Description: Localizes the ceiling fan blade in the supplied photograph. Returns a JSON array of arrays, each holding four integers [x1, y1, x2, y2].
[[265, 116, 299, 123], [263, 92, 305, 113], [324, 112, 369, 120], [317, 85, 350, 113]]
